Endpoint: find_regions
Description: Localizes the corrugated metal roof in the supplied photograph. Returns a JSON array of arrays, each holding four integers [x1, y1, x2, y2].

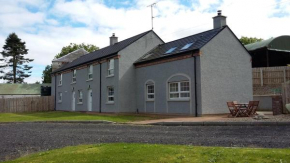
[[0, 84, 51, 95], [135, 26, 226, 64], [245, 36, 290, 51], [245, 37, 275, 51], [53, 30, 153, 73]]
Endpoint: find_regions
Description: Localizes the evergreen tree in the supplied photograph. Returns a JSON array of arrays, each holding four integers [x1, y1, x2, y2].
[[0, 33, 33, 83]]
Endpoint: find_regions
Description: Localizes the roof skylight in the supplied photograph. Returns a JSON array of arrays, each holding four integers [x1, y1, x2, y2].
[[164, 47, 177, 54], [180, 42, 193, 50]]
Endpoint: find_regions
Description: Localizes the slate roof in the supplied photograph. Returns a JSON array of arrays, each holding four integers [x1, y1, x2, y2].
[[135, 26, 227, 64], [52, 48, 88, 62], [0, 84, 51, 95], [53, 30, 153, 73]]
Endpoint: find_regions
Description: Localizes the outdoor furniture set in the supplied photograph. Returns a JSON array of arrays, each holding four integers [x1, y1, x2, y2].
[[227, 101, 259, 117]]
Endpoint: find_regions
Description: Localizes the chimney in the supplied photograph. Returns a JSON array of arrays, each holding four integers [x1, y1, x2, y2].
[[213, 10, 227, 29], [110, 33, 118, 45]]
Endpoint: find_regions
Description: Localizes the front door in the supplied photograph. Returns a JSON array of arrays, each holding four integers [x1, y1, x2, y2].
[[72, 91, 75, 111], [88, 89, 92, 111]]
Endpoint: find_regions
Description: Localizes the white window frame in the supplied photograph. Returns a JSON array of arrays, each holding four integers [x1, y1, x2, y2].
[[107, 59, 114, 77], [146, 84, 155, 101], [78, 90, 83, 104], [169, 81, 190, 100], [107, 86, 114, 103], [58, 92, 62, 103], [59, 74, 62, 86], [72, 69, 77, 83], [88, 65, 93, 80]]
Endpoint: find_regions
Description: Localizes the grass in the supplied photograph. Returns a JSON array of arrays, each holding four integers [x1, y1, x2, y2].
[[4, 143, 290, 163], [0, 111, 161, 123]]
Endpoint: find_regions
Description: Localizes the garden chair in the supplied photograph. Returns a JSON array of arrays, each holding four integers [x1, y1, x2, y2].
[[248, 101, 259, 116], [227, 101, 239, 117]]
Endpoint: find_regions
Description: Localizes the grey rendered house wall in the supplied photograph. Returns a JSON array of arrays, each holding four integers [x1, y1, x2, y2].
[[118, 31, 164, 113], [51, 76, 56, 103], [53, 59, 119, 112], [136, 57, 197, 115], [199, 27, 253, 114], [101, 59, 119, 112], [55, 65, 99, 112]]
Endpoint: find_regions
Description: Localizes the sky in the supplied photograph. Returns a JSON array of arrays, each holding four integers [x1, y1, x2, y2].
[[0, 0, 289, 83]]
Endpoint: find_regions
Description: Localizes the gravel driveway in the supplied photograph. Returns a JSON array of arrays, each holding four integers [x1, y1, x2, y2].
[[1, 123, 290, 161]]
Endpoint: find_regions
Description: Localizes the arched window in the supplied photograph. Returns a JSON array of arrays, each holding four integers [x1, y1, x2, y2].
[[167, 73, 191, 101]]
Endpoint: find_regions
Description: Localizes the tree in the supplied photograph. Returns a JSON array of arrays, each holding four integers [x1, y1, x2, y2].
[[42, 43, 98, 83], [0, 33, 34, 83], [54, 43, 99, 59], [42, 65, 52, 83], [239, 36, 263, 45]]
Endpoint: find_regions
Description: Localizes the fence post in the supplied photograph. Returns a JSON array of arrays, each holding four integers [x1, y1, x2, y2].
[[284, 68, 286, 83], [260, 68, 263, 86]]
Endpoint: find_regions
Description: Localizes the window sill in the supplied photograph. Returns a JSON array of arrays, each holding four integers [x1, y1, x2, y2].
[[58, 85, 62, 87], [107, 75, 114, 78], [71, 82, 76, 85], [86, 79, 93, 82], [58, 101, 62, 103], [106, 102, 115, 105], [146, 100, 155, 102], [77, 102, 83, 105], [168, 99, 190, 102]]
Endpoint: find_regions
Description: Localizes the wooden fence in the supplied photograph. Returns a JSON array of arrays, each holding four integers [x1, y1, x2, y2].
[[282, 83, 290, 114], [253, 66, 290, 86], [0, 96, 54, 113]]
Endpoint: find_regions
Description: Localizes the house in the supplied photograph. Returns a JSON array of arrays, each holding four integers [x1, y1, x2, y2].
[[51, 11, 253, 116], [245, 36, 290, 68], [0, 84, 51, 98], [52, 48, 88, 71]]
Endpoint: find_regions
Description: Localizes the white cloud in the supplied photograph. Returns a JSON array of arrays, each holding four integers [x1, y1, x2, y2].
[[0, 0, 289, 83]]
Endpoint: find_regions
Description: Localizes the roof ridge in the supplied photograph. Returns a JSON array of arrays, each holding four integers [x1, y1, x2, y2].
[[161, 26, 226, 45], [95, 30, 152, 50], [52, 30, 153, 73]]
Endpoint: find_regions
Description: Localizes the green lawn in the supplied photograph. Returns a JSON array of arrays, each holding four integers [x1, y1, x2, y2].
[[4, 143, 290, 163], [0, 111, 161, 123]]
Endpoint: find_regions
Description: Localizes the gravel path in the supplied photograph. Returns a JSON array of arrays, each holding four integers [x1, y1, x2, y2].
[[1, 123, 290, 161]]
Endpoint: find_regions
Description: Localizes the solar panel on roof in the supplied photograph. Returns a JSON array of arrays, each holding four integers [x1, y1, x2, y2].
[[180, 42, 193, 50], [164, 47, 177, 54]]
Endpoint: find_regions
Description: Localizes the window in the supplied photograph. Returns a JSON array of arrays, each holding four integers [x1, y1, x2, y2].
[[164, 47, 177, 54], [78, 90, 83, 103], [72, 69, 76, 83], [58, 92, 62, 102], [59, 74, 62, 85], [107, 86, 114, 103], [169, 81, 190, 100], [180, 42, 193, 50], [88, 65, 93, 80], [108, 59, 114, 76], [147, 84, 154, 101]]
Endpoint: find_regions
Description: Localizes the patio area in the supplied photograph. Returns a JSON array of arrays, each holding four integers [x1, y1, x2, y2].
[[131, 111, 290, 125]]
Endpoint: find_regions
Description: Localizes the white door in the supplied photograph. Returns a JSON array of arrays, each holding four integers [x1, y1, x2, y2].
[[72, 91, 75, 111], [88, 89, 92, 111]]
